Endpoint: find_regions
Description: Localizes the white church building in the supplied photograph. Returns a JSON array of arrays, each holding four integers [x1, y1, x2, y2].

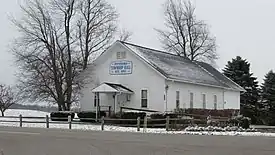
[[79, 41, 245, 114]]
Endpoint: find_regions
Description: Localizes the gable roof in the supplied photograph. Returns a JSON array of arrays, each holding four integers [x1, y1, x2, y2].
[[92, 82, 133, 94], [118, 41, 245, 92], [195, 61, 246, 92], [104, 82, 134, 93]]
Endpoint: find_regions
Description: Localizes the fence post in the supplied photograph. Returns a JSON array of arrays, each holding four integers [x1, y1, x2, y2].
[[120, 107, 122, 116], [137, 117, 140, 132], [166, 116, 170, 131], [46, 115, 49, 128], [143, 115, 147, 133], [19, 114, 22, 127], [68, 115, 72, 129], [101, 116, 105, 131]]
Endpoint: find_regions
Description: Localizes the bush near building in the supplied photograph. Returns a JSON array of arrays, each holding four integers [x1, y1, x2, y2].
[[176, 108, 240, 118], [50, 111, 75, 121], [108, 112, 146, 125], [77, 111, 106, 122]]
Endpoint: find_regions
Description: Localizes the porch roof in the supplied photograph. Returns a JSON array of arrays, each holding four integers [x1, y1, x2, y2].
[[91, 82, 134, 94]]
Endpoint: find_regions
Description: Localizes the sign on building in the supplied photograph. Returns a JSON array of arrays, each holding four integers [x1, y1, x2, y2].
[[109, 60, 133, 75]]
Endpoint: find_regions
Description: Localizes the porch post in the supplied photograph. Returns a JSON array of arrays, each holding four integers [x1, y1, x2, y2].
[[114, 93, 117, 113], [165, 84, 169, 112], [95, 92, 99, 122], [95, 92, 98, 121]]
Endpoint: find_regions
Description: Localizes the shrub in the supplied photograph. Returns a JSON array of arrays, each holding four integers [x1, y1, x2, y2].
[[164, 113, 178, 118], [149, 113, 179, 124], [108, 112, 146, 125], [185, 126, 257, 132], [120, 112, 146, 119], [191, 119, 207, 126], [50, 111, 75, 121], [150, 113, 179, 119], [149, 113, 166, 125], [228, 115, 251, 129], [77, 111, 106, 122], [122, 112, 146, 125], [206, 119, 220, 127], [150, 113, 165, 119], [178, 108, 239, 118], [149, 113, 190, 129]]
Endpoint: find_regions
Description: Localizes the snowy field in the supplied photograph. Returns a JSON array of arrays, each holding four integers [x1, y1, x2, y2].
[[4, 109, 50, 117], [1, 109, 275, 137]]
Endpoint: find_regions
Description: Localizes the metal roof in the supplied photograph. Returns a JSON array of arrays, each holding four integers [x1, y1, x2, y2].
[[120, 41, 245, 92]]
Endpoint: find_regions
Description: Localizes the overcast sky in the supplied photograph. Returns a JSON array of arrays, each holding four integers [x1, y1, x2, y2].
[[1, 0, 275, 85]]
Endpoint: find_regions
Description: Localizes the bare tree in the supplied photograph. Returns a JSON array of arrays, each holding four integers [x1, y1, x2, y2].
[[77, 0, 118, 70], [118, 29, 133, 42], [0, 84, 18, 116], [11, 0, 118, 111], [11, 0, 67, 110], [155, 0, 217, 63], [51, 0, 77, 111]]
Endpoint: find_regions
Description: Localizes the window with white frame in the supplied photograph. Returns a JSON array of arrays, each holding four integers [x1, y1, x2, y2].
[[126, 94, 131, 101], [116, 51, 126, 59], [141, 90, 148, 108], [202, 94, 206, 109], [214, 95, 217, 110], [176, 91, 180, 109], [190, 92, 194, 108]]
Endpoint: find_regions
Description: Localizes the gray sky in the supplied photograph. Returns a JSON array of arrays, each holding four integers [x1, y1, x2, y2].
[[1, 0, 275, 85]]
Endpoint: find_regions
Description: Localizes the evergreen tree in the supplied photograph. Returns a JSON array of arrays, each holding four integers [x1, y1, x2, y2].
[[223, 56, 260, 124], [261, 70, 275, 125]]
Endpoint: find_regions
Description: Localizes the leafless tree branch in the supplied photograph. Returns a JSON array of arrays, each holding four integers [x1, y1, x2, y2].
[[77, 0, 118, 70], [156, 0, 218, 63], [118, 29, 133, 42]]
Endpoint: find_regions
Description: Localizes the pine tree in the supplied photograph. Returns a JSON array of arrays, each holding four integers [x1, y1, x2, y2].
[[261, 70, 275, 125], [223, 56, 260, 124]]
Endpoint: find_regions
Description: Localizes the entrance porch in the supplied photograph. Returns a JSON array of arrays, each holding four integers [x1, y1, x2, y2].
[[91, 82, 133, 118]]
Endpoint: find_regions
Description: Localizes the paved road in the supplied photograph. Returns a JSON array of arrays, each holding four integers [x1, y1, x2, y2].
[[0, 126, 275, 155]]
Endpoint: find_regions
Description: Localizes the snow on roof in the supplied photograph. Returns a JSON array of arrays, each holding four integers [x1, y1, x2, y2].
[[195, 61, 246, 92], [120, 41, 245, 91]]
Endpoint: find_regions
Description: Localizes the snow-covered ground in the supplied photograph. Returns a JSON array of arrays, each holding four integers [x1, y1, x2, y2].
[[4, 109, 49, 117], [1, 109, 275, 137]]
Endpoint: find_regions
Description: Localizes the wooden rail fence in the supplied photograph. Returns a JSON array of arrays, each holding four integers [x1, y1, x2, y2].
[[2, 115, 275, 132], [0, 115, 212, 131], [0, 113, 241, 132]]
